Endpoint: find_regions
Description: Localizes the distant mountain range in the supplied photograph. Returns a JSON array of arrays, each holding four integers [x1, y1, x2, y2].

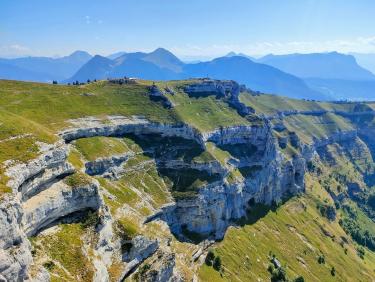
[[257, 52, 375, 80], [1, 48, 375, 101], [0, 51, 92, 82], [256, 52, 375, 100], [351, 53, 375, 74], [68, 48, 324, 100], [182, 56, 324, 100]]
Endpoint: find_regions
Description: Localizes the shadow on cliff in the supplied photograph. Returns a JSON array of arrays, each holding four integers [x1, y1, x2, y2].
[[235, 195, 294, 227], [178, 195, 295, 244], [123, 133, 222, 199]]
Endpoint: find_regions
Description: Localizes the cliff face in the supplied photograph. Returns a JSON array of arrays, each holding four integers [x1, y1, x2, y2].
[[0, 114, 306, 280], [160, 123, 306, 239]]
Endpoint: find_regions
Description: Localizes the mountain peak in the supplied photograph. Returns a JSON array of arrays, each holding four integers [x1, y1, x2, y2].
[[150, 47, 173, 54], [258, 52, 375, 80], [107, 51, 127, 60], [143, 48, 184, 72], [225, 51, 238, 57], [68, 50, 92, 60]]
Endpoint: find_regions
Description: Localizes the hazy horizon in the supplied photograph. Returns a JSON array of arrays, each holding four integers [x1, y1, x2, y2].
[[2, 0, 375, 59]]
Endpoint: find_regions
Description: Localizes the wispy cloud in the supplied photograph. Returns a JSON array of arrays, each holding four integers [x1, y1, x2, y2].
[[171, 36, 375, 58], [85, 16, 91, 24], [0, 44, 31, 57]]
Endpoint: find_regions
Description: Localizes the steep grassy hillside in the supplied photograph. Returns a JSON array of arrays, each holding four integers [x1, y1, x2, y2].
[[199, 175, 375, 282]]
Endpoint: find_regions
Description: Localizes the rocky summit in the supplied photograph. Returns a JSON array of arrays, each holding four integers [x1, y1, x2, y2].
[[1, 78, 375, 282]]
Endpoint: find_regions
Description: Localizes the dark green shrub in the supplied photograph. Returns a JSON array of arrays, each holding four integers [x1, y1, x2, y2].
[[294, 276, 305, 282], [357, 246, 365, 259], [331, 266, 336, 276], [213, 256, 222, 271], [43, 260, 55, 270], [205, 250, 215, 266], [318, 254, 325, 264], [271, 267, 287, 282]]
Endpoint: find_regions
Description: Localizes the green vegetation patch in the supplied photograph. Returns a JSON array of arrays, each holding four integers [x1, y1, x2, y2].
[[160, 167, 221, 199], [198, 175, 375, 281], [156, 81, 249, 132], [30, 222, 96, 282], [239, 92, 357, 115], [283, 113, 354, 143], [74, 136, 132, 161], [64, 172, 92, 188], [340, 200, 375, 252], [0, 80, 178, 132]]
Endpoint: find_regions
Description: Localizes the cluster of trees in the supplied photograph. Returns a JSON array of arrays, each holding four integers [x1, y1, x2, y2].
[[267, 262, 305, 282], [205, 250, 222, 271], [339, 216, 375, 251], [316, 202, 336, 221], [67, 79, 97, 86]]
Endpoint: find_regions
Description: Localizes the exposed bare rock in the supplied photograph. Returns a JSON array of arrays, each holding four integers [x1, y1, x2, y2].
[[5, 143, 70, 199], [22, 180, 101, 236], [118, 236, 159, 281], [59, 116, 204, 146], [149, 84, 174, 108], [184, 79, 254, 116], [123, 235, 158, 263], [133, 251, 181, 282], [0, 196, 32, 281], [85, 152, 135, 179]]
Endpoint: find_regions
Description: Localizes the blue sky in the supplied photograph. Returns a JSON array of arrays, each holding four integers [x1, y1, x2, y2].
[[1, 0, 375, 59]]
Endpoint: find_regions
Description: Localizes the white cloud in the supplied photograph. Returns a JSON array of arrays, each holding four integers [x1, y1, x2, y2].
[[85, 16, 91, 24], [171, 36, 375, 59], [0, 44, 31, 57]]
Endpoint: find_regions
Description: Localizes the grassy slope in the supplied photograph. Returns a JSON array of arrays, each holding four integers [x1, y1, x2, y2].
[[30, 220, 97, 282], [0, 80, 177, 129], [156, 81, 250, 132], [73, 137, 135, 161], [0, 79, 177, 163], [283, 113, 355, 143], [199, 175, 375, 282], [239, 92, 356, 115]]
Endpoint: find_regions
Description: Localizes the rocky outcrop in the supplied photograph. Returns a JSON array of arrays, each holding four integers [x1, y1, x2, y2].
[[0, 142, 106, 281], [157, 159, 226, 176], [203, 124, 269, 146], [22, 180, 101, 236], [184, 79, 239, 98], [93, 205, 115, 282], [59, 115, 306, 240], [157, 121, 306, 239], [85, 152, 135, 179], [0, 196, 32, 282], [184, 79, 254, 116], [264, 108, 375, 120], [133, 251, 181, 282], [123, 235, 158, 263], [149, 84, 174, 108], [5, 142, 72, 200], [59, 116, 204, 146], [119, 236, 159, 281]]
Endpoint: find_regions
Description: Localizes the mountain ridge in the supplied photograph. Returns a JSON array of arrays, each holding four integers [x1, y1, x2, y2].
[[68, 50, 327, 100]]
